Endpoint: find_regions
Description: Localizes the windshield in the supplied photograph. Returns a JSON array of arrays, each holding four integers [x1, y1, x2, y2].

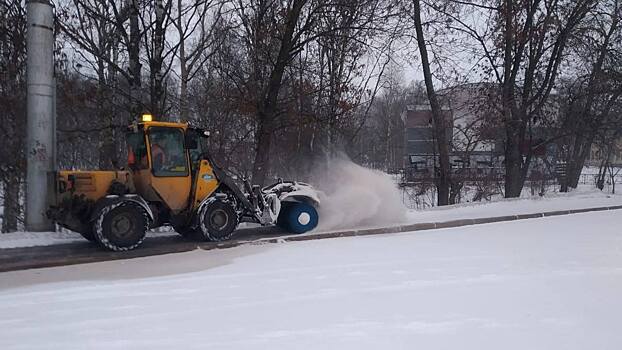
[[148, 127, 189, 177]]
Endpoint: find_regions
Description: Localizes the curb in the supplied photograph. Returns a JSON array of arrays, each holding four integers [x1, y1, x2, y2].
[[1, 205, 621, 273], [199, 204, 622, 251]]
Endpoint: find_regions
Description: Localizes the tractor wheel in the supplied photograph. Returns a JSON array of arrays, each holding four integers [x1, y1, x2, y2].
[[198, 199, 238, 241], [277, 201, 318, 234], [93, 202, 149, 251]]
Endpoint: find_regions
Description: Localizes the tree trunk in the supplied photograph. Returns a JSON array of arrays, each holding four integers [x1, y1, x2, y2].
[[500, 0, 524, 198], [412, 0, 451, 206], [177, 0, 189, 120], [449, 181, 463, 205], [251, 0, 307, 185], [99, 122, 117, 169], [2, 176, 20, 233], [567, 134, 594, 189], [561, 4, 619, 191], [504, 127, 525, 197], [96, 58, 116, 169], [252, 113, 274, 185], [561, 131, 586, 192], [128, 0, 141, 121], [150, 0, 165, 117]]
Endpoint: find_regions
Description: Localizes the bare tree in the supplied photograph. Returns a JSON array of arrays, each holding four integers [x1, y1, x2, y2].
[[411, 0, 452, 205], [0, 0, 27, 232], [174, 0, 225, 120], [244, 0, 308, 185], [429, 0, 594, 197], [60, 0, 146, 122], [559, 0, 622, 191], [58, 0, 128, 168], [232, 0, 393, 184]]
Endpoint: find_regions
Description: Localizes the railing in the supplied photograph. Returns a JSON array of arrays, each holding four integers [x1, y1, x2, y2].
[[398, 168, 621, 210], [579, 173, 621, 184], [400, 167, 560, 184]]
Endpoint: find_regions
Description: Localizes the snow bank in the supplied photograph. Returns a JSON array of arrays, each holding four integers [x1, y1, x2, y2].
[[408, 188, 622, 223], [0, 231, 84, 249], [0, 228, 177, 249], [311, 158, 407, 231]]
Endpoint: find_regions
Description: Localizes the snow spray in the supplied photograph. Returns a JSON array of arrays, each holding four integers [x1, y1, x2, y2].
[[310, 157, 407, 231]]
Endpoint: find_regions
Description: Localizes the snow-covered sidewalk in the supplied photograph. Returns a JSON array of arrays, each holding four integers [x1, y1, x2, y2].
[[1, 210, 621, 349], [405, 189, 622, 224], [0, 229, 178, 250]]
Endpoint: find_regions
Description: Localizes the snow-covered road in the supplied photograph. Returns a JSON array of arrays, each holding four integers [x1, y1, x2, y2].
[[1, 210, 622, 349]]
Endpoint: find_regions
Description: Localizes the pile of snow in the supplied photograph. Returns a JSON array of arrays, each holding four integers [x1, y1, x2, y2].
[[1, 211, 621, 349], [312, 159, 407, 231], [0, 231, 84, 249], [0, 228, 177, 249], [408, 187, 622, 223]]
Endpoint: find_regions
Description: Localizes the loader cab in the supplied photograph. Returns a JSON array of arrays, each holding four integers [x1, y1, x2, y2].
[[126, 119, 194, 213], [127, 122, 192, 174]]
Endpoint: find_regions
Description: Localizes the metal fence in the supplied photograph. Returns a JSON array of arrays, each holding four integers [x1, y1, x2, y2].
[[397, 169, 620, 209], [579, 173, 621, 185]]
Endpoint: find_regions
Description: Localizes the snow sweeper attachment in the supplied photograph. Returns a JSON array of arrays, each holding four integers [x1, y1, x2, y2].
[[47, 117, 320, 251]]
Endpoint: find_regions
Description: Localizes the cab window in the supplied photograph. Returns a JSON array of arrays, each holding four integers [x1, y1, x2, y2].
[[127, 131, 148, 169], [186, 129, 205, 172], [148, 127, 189, 177]]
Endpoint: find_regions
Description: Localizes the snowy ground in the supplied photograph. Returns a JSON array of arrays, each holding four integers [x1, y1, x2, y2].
[[1, 210, 621, 349], [0, 228, 178, 249], [1, 189, 621, 249]]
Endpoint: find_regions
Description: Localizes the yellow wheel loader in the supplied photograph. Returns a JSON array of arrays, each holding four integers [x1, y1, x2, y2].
[[47, 116, 320, 251]]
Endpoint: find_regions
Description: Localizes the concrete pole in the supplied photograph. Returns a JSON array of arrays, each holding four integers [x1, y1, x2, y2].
[[25, 0, 55, 231]]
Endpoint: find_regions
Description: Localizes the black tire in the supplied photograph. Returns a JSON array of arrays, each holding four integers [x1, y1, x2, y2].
[[93, 202, 149, 251], [198, 199, 238, 241], [276, 201, 294, 231]]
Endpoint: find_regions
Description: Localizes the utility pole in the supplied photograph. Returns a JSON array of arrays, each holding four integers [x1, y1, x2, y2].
[[25, 0, 55, 231]]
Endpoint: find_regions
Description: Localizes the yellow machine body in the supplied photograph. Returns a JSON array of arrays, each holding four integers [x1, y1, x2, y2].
[[56, 170, 135, 202], [192, 159, 220, 210], [49, 120, 221, 234]]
